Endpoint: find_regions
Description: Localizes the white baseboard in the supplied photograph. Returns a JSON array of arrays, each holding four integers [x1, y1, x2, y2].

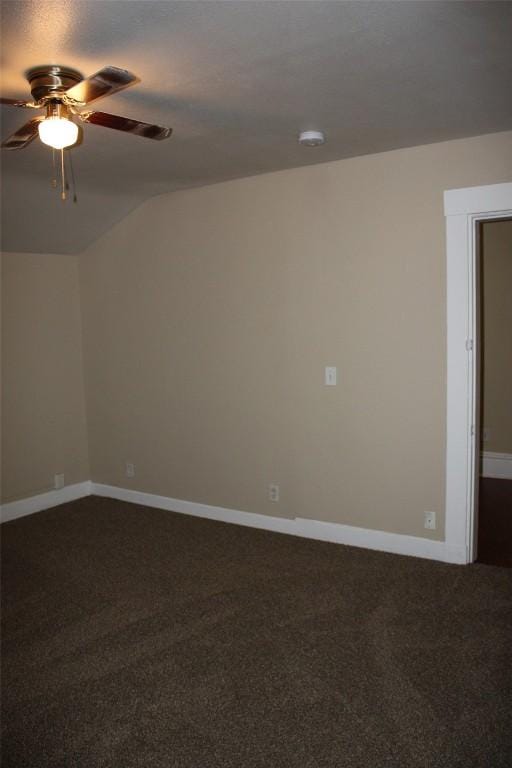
[[91, 483, 466, 564], [0, 479, 465, 564], [0, 481, 92, 524], [481, 451, 512, 480]]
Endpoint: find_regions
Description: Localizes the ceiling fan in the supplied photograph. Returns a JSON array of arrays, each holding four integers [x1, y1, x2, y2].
[[0, 64, 172, 151]]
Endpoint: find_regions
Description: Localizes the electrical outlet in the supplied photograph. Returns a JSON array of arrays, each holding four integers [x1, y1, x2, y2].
[[269, 483, 280, 502], [482, 427, 490, 443], [54, 473, 65, 490], [126, 462, 135, 478], [424, 511, 436, 530]]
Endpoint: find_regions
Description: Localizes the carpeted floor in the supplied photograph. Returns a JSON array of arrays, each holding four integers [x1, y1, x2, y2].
[[478, 477, 512, 568], [2, 496, 512, 767]]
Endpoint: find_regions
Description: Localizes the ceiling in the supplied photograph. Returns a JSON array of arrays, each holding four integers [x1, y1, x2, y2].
[[1, 0, 511, 254]]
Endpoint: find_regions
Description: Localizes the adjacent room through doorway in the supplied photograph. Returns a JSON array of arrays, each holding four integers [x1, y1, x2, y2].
[[477, 218, 512, 567]]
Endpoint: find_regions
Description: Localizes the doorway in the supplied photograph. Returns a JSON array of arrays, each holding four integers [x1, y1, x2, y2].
[[444, 182, 512, 565], [477, 218, 512, 567]]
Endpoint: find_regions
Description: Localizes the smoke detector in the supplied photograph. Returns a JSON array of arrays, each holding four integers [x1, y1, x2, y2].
[[298, 130, 325, 147]]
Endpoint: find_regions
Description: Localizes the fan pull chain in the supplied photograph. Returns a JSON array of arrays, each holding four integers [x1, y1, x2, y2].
[[49, 149, 78, 203], [51, 149, 57, 189], [60, 149, 66, 201]]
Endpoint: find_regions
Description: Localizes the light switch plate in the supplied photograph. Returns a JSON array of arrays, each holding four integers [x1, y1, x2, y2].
[[325, 366, 337, 386]]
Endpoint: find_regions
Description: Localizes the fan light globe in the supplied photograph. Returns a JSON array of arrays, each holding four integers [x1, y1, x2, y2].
[[38, 117, 78, 149]]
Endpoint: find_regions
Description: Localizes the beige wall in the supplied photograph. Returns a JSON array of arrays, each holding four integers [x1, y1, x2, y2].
[[79, 131, 512, 540], [481, 219, 512, 454], [4, 134, 509, 536], [1, 252, 89, 502]]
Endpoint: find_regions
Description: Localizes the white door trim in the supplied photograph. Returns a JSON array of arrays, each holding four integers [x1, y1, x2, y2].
[[444, 182, 512, 563]]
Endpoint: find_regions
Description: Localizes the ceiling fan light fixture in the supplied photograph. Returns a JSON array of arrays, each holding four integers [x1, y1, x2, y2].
[[2, 64, 172, 161], [38, 115, 78, 149]]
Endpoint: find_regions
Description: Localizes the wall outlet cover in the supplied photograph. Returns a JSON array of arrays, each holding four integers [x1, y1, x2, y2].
[[54, 473, 65, 490], [269, 483, 280, 502], [424, 511, 436, 530], [126, 463, 135, 478]]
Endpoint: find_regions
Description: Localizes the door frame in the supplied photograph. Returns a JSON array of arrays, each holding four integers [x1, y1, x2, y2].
[[444, 182, 512, 564]]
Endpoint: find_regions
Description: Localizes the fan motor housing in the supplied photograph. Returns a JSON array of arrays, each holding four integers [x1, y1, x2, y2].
[[26, 65, 83, 102]]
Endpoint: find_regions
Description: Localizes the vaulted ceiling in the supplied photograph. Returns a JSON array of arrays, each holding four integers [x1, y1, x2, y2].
[[1, 1, 511, 254]]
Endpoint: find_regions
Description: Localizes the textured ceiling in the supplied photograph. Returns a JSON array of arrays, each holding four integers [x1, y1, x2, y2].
[[1, 0, 511, 254]]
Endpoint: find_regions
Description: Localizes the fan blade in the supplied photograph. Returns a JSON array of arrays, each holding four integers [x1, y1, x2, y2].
[[1, 116, 44, 150], [1, 97, 37, 108], [79, 110, 172, 140], [65, 66, 137, 105]]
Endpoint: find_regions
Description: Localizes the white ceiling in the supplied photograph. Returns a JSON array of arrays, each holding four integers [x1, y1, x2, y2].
[[1, 0, 511, 254]]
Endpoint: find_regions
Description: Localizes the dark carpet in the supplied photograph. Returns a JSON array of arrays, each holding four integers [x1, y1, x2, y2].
[[2, 496, 512, 768], [478, 477, 512, 568]]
